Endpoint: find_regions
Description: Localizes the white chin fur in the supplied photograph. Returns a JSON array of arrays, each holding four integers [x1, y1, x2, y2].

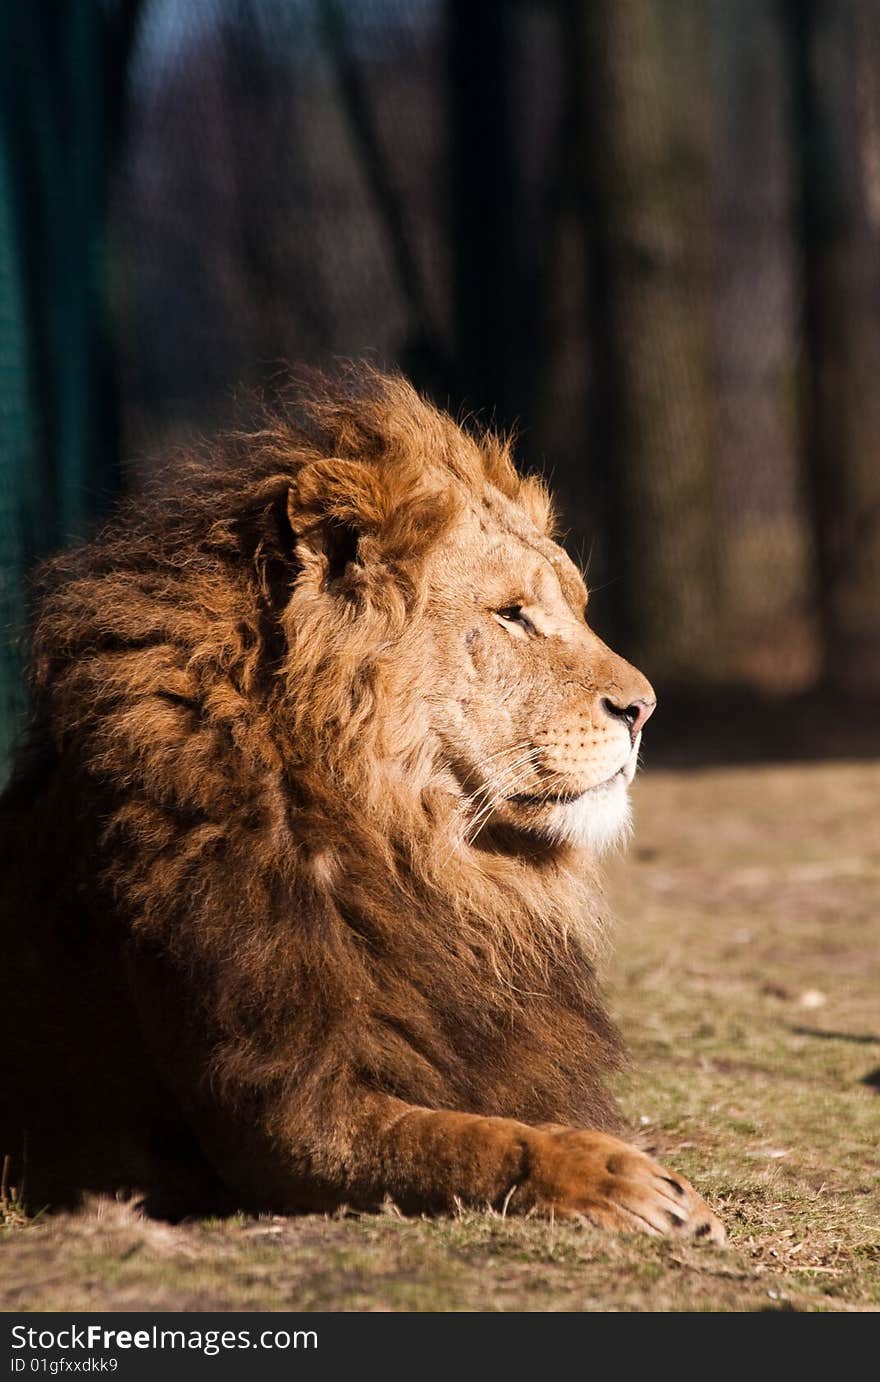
[[540, 775, 632, 855]]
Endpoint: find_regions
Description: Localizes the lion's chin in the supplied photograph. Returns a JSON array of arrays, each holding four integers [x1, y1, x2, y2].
[[537, 774, 633, 855]]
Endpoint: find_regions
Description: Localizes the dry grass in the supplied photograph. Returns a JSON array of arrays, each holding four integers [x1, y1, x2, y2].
[[2, 760, 878, 1312], [0, 1155, 28, 1232]]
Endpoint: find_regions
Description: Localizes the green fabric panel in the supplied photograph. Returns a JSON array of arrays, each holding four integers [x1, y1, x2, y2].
[[0, 0, 122, 781], [0, 137, 38, 783]]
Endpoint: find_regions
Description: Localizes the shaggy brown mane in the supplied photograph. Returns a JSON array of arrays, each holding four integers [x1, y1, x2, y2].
[[0, 367, 723, 1239]]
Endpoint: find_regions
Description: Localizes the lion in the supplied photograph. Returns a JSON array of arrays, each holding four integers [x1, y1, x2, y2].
[[0, 367, 723, 1240]]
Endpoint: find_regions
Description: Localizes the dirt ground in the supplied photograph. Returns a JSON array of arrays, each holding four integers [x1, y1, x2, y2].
[[2, 760, 878, 1313]]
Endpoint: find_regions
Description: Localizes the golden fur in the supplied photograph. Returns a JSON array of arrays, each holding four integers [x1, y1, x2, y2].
[[0, 368, 722, 1238]]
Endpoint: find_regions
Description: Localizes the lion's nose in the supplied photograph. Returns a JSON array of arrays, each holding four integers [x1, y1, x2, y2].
[[601, 695, 656, 738]]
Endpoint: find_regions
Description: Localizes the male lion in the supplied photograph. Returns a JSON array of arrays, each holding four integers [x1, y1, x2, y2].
[[0, 368, 723, 1240]]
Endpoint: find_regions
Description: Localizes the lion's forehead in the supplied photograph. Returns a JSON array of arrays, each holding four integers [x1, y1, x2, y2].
[[437, 492, 587, 615]]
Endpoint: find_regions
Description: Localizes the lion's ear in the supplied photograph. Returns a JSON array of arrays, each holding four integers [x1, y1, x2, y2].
[[287, 499, 362, 590], [287, 456, 460, 591], [287, 460, 379, 590], [302, 514, 361, 586]]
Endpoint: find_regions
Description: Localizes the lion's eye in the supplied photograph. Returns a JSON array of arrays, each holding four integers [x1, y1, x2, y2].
[[496, 605, 537, 635]]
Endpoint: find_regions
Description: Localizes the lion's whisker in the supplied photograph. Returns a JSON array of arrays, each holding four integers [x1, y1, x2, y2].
[[459, 753, 537, 816], [466, 755, 536, 807], [459, 744, 535, 808], [463, 763, 539, 844], [447, 760, 535, 853]]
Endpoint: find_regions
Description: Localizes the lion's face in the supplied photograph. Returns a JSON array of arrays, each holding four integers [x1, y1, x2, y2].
[[284, 377, 654, 856], [419, 488, 655, 854]]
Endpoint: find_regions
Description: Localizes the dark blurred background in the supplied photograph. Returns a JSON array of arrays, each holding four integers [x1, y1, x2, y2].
[[2, 0, 880, 782]]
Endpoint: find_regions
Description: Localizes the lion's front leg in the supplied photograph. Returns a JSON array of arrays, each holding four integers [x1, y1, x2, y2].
[[347, 1100, 725, 1242]]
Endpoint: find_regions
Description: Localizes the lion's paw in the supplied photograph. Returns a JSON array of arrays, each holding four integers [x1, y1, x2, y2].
[[528, 1129, 725, 1243]]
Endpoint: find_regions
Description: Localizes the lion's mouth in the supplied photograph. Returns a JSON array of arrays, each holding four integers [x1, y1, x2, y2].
[[508, 789, 588, 807], [508, 769, 625, 808]]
